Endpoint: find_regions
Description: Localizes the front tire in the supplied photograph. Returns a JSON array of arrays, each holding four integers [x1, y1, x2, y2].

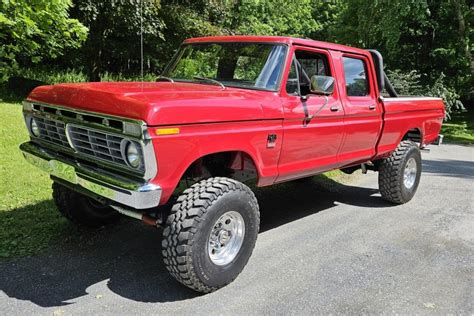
[[52, 182, 120, 227], [161, 177, 260, 293], [378, 141, 422, 204]]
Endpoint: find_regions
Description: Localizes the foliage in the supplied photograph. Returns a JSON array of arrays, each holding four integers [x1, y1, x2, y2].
[[232, 0, 321, 37], [14, 67, 156, 85], [428, 73, 465, 120], [69, 0, 164, 81], [2, 0, 472, 108], [17, 67, 88, 84], [0, 0, 88, 81], [386, 69, 424, 96], [333, 0, 473, 104], [386, 69, 465, 119]]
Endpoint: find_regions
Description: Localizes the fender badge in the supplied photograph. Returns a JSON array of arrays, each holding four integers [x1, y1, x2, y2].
[[267, 134, 277, 148]]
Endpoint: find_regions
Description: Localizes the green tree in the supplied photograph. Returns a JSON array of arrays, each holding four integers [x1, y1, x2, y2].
[[231, 0, 321, 37], [156, 0, 222, 68], [0, 0, 87, 81], [336, 0, 471, 100], [309, 0, 346, 41], [70, 0, 163, 81]]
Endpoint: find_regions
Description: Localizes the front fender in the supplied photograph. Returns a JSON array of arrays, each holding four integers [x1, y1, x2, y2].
[[148, 120, 283, 204]]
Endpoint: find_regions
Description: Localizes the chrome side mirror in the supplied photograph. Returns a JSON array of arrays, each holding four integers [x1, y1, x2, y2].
[[310, 75, 335, 95]]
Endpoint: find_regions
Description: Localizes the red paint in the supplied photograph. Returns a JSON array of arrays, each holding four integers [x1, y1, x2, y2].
[[27, 36, 445, 205]]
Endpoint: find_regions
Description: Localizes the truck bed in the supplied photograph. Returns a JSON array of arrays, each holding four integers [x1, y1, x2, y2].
[[376, 97, 445, 157]]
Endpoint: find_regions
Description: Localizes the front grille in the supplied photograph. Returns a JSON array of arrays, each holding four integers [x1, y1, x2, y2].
[[35, 116, 70, 147], [67, 125, 129, 167], [31, 116, 142, 171], [32, 103, 124, 131]]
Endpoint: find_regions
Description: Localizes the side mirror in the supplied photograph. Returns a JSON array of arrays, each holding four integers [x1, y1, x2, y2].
[[310, 75, 335, 95]]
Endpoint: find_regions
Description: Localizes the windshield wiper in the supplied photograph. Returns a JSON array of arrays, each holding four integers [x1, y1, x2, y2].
[[193, 76, 225, 89], [156, 75, 174, 83]]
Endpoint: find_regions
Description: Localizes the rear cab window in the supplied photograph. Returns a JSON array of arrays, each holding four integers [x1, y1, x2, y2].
[[342, 57, 369, 96]]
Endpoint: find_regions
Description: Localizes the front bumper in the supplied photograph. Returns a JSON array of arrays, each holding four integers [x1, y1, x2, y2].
[[20, 142, 161, 209]]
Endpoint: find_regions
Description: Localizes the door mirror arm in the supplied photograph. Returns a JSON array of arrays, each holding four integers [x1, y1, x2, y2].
[[301, 75, 334, 126], [304, 95, 329, 126]]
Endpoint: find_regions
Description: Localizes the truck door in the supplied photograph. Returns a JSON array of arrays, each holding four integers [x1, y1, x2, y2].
[[276, 47, 345, 182], [336, 53, 382, 165]]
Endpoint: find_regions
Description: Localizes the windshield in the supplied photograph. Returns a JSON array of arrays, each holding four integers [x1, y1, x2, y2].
[[163, 42, 288, 91]]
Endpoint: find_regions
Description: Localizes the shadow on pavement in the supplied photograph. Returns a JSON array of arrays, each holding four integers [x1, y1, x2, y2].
[[422, 159, 474, 180], [0, 175, 386, 307]]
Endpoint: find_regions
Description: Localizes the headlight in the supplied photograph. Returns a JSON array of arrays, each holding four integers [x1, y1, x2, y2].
[[30, 118, 40, 137], [125, 141, 141, 168]]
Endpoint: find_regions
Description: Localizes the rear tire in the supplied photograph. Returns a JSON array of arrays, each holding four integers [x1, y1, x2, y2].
[[378, 141, 422, 204], [52, 182, 120, 227], [161, 177, 259, 293]]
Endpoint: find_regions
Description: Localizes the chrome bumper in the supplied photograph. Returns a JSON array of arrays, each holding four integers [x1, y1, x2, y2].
[[19, 142, 161, 209]]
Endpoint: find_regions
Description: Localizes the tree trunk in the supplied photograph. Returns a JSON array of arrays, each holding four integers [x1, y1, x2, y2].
[[87, 47, 101, 82], [86, 20, 102, 82], [452, 0, 472, 72]]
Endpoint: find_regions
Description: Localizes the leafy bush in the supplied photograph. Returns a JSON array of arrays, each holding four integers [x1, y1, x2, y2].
[[99, 72, 156, 82], [385, 70, 424, 96], [15, 68, 157, 85], [428, 73, 465, 120], [17, 68, 87, 84], [0, 0, 88, 82], [386, 69, 465, 120]]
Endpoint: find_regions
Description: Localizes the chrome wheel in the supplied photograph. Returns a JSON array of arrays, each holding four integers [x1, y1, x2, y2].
[[403, 157, 417, 189], [208, 211, 245, 266]]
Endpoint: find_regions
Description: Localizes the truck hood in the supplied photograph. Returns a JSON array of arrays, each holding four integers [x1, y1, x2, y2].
[[27, 82, 282, 125]]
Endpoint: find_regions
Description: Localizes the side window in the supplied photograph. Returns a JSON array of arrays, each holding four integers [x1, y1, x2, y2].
[[286, 57, 299, 95], [299, 57, 328, 78], [294, 51, 330, 96], [286, 51, 331, 96], [343, 57, 369, 96]]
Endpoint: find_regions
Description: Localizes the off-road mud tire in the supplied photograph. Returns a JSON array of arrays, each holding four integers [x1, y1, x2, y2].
[[161, 177, 259, 293], [378, 141, 422, 204], [52, 182, 120, 227]]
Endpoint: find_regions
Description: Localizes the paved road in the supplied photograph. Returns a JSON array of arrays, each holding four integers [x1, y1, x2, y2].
[[1, 144, 473, 315]]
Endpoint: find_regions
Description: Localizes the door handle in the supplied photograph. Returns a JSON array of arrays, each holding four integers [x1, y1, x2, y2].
[[368, 104, 376, 110], [330, 106, 340, 112]]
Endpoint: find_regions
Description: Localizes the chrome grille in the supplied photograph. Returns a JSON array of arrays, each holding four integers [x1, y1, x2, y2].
[[35, 116, 69, 147], [67, 125, 128, 166]]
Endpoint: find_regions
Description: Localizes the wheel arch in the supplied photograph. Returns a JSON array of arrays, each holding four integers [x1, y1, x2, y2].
[[159, 149, 262, 204], [401, 127, 424, 146]]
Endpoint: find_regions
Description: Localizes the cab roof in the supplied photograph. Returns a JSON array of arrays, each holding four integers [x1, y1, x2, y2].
[[184, 35, 370, 56]]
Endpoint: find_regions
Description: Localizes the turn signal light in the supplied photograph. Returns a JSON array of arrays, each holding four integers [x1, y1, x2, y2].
[[155, 128, 180, 136]]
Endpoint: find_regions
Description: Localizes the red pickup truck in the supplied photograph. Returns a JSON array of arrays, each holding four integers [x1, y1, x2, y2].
[[20, 36, 444, 293]]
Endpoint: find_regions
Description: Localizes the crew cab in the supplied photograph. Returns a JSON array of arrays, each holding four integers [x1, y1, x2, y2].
[[20, 36, 444, 293]]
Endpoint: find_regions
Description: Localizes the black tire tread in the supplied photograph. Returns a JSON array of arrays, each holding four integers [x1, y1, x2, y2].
[[161, 177, 259, 293], [378, 140, 418, 204], [52, 182, 119, 227]]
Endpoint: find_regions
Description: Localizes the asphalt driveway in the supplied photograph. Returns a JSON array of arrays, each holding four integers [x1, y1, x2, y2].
[[0, 143, 472, 315]]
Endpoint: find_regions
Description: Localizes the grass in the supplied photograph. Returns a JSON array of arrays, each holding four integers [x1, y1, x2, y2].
[[0, 102, 71, 259], [441, 109, 474, 144]]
